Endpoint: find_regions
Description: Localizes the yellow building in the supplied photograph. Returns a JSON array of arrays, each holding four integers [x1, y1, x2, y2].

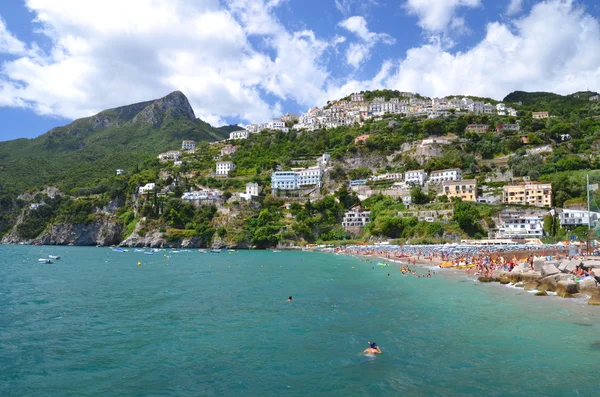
[[442, 179, 477, 202], [532, 111, 549, 119], [502, 183, 552, 207]]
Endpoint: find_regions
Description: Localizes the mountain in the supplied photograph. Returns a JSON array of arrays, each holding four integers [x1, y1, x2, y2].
[[0, 91, 228, 193], [503, 90, 599, 117]]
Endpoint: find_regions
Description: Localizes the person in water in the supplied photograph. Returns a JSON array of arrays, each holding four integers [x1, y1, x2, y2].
[[364, 341, 382, 354], [287, 296, 292, 302]]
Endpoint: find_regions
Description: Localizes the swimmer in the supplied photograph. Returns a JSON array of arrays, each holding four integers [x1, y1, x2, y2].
[[287, 296, 292, 302], [364, 341, 382, 355]]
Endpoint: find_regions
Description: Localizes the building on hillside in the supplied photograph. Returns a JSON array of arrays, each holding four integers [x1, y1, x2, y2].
[[429, 168, 462, 184], [532, 111, 549, 119], [496, 124, 520, 134], [559, 209, 599, 229], [502, 183, 552, 207], [116, 169, 125, 176], [342, 207, 371, 228], [182, 140, 196, 151], [371, 173, 403, 182], [354, 134, 370, 144], [229, 130, 249, 140], [271, 171, 298, 192], [139, 183, 156, 194], [245, 124, 262, 134], [351, 93, 364, 102], [266, 119, 287, 131], [350, 179, 367, 186], [442, 179, 477, 202], [295, 167, 323, 187], [496, 103, 507, 115], [216, 161, 235, 176], [405, 170, 426, 186], [590, 95, 600, 102], [320, 153, 331, 166], [240, 182, 262, 201], [468, 101, 484, 114], [496, 212, 544, 239], [483, 103, 495, 114], [281, 113, 299, 123], [221, 144, 238, 156], [158, 150, 182, 162], [465, 124, 489, 133]]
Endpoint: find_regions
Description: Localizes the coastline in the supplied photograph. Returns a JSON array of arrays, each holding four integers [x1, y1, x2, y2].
[[326, 244, 600, 307]]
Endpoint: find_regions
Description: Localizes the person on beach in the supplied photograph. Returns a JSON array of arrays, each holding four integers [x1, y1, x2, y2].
[[364, 342, 382, 355]]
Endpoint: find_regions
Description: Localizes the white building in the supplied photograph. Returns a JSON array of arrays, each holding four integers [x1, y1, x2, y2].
[[296, 167, 323, 187], [468, 101, 484, 114], [229, 130, 249, 140], [139, 183, 156, 194], [240, 182, 262, 201], [496, 212, 544, 239], [320, 153, 331, 165], [246, 124, 262, 134], [181, 191, 221, 201], [496, 103, 507, 116], [216, 161, 235, 175], [158, 150, 182, 162], [483, 103, 495, 114], [116, 169, 125, 176], [559, 209, 599, 229], [266, 119, 287, 131], [182, 140, 196, 151], [351, 93, 364, 102], [342, 207, 371, 227], [371, 173, 403, 182], [405, 170, 426, 186], [271, 171, 298, 191], [428, 168, 462, 184]]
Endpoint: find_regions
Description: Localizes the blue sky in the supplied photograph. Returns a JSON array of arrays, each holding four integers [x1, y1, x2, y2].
[[0, 0, 599, 141]]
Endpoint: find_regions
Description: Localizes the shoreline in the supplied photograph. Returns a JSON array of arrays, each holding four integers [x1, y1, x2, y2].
[[328, 245, 600, 307]]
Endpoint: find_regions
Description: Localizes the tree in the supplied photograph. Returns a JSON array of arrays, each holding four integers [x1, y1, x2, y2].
[[411, 186, 429, 204]]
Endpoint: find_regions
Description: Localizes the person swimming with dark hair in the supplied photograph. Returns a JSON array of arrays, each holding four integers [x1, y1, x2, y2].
[[287, 296, 292, 302], [364, 341, 382, 354]]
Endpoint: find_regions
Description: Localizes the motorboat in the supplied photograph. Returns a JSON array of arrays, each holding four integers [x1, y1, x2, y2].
[[210, 248, 221, 253], [227, 249, 237, 252], [38, 258, 52, 263], [198, 249, 207, 253], [272, 250, 282, 253], [48, 255, 60, 260]]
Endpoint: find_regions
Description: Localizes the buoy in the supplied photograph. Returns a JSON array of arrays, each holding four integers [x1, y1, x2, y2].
[[137, 261, 141, 266]]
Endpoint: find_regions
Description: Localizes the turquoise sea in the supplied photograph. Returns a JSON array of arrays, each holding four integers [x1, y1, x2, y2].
[[1, 246, 599, 396]]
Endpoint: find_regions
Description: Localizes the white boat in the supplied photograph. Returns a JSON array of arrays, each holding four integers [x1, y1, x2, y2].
[[210, 249, 221, 253], [198, 249, 207, 253], [144, 252, 154, 255], [272, 250, 281, 253], [227, 249, 237, 252], [38, 258, 52, 263], [48, 255, 60, 260]]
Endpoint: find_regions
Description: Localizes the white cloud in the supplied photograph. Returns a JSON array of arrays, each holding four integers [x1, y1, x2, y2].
[[339, 16, 394, 68], [507, 0, 524, 16], [335, 0, 379, 17], [0, 0, 598, 129], [386, 0, 600, 99], [0, 18, 27, 55], [0, 0, 337, 126], [404, 0, 481, 32]]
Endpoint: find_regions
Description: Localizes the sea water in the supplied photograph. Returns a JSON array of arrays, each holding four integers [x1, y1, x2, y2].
[[1, 246, 599, 397]]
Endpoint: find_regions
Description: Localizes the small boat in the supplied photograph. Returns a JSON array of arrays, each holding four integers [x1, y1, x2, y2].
[[144, 252, 154, 255], [210, 249, 221, 253], [227, 249, 237, 252], [198, 249, 207, 253], [38, 258, 52, 263], [171, 250, 180, 253], [112, 248, 125, 253], [48, 255, 60, 260], [272, 250, 281, 253]]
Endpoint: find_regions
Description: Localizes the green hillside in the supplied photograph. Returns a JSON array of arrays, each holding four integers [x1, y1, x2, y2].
[[0, 91, 228, 193], [503, 90, 599, 118]]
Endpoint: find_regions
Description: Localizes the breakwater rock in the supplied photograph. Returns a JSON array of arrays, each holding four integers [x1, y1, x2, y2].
[[477, 258, 600, 305]]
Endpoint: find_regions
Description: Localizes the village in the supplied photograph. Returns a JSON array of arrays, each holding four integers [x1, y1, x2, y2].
[[134, 86, 596, 248]]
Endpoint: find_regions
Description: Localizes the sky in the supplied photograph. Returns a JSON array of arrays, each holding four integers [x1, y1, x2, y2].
[[0, 0, 599, 141]]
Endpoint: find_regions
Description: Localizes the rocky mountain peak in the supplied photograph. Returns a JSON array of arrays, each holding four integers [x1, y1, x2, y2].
[[132, 91, 196, 126]]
